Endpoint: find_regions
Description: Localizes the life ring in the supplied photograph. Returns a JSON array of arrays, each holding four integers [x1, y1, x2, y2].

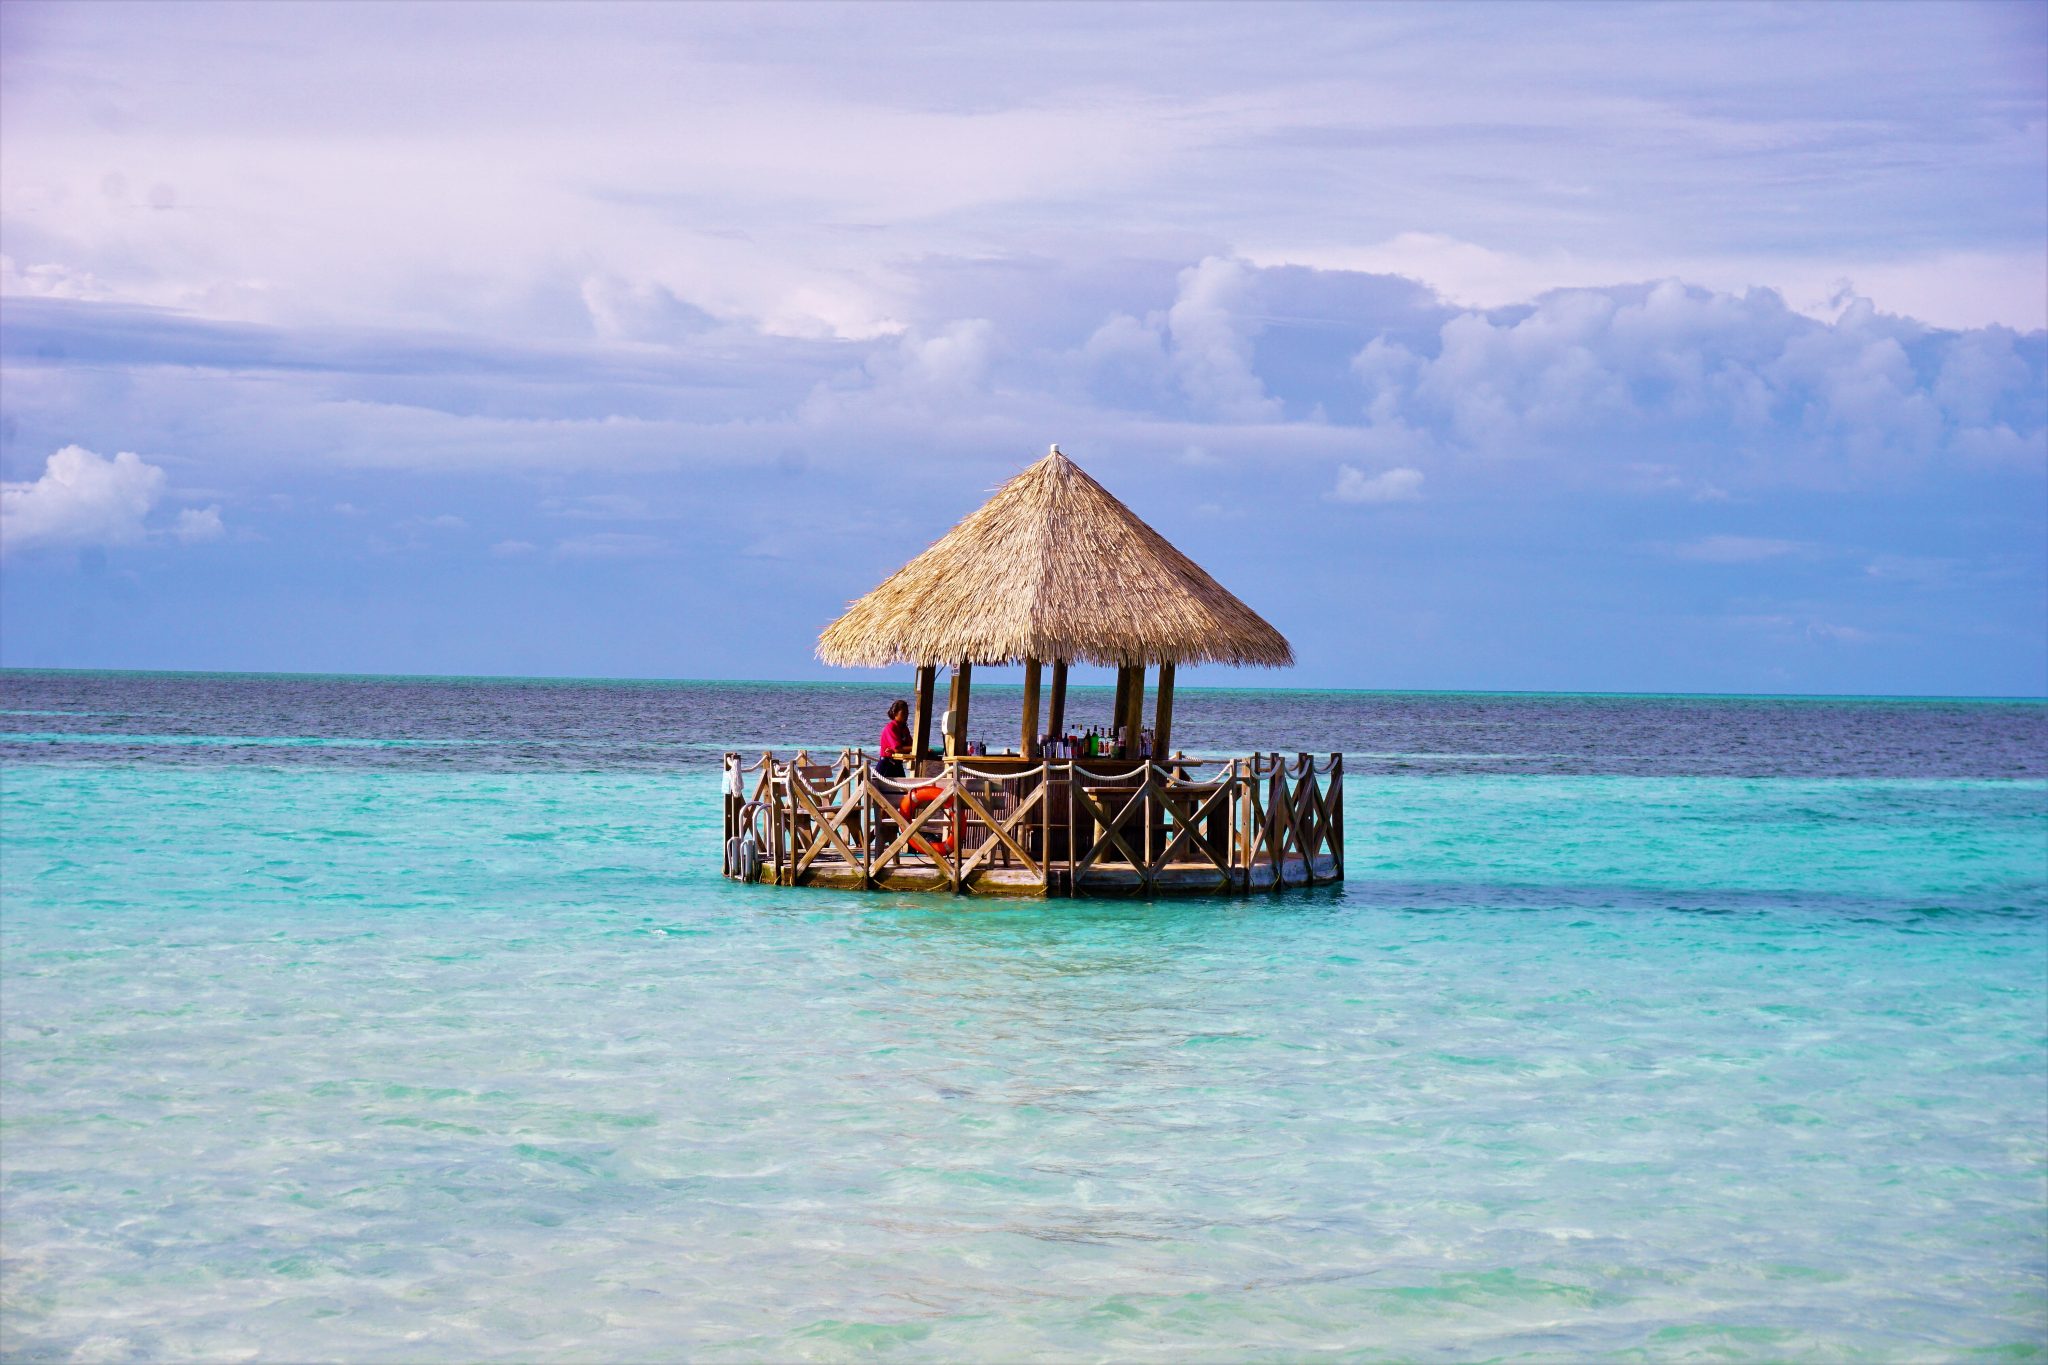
[[897, 784, 955, 857]]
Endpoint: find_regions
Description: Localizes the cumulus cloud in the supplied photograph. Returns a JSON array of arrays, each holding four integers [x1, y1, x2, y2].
[[579, 276, 719, 343], [1332, 465, 1424, 504], [11, 262, 2039, 499], [1249, 235, 2048, 334], [2, 445, 167, 554], [805, 318, 1001, 422], [1345, 280, 2047, 474], [1166, 258, 1281, 421], [173, 506, 225, 543], [0, 254, 117, 303]]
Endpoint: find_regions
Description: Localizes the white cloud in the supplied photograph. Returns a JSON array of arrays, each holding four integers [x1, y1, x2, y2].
[[173, 505, 225, 543], [1669, 534, 1805, 563], [1332, 465, 1424, 504], [0, 254, 117, 302], [543, 493, 655, 520], [894, 319, 997, 394], [1864, 554, 1960, 585], [1, 445, 166, 554], [554, 532, 668, 559], [1728, 612, 1880, 645], [1167, 258, 1281, 421], [1249, 236, 2048, 333], [490, 539, 537, 557], [2, 2, 2041, 351], [1339, 279, 2048, 473], [3, 262, 2038, 506]]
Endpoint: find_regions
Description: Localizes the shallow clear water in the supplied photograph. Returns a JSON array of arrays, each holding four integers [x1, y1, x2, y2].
[[2, 673, 2044, 1360]]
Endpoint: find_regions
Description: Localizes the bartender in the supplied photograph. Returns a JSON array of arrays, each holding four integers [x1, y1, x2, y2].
[[877, 699, 914, 778]]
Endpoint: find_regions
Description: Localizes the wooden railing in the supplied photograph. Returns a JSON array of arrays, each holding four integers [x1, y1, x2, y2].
[[721, 750, 1342, 896]]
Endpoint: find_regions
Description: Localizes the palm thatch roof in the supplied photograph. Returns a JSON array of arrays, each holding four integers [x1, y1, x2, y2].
[[817, 447, 1294, 669]]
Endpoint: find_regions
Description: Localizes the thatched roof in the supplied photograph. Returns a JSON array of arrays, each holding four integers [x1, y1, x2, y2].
[[817, 448, 1294, 669]]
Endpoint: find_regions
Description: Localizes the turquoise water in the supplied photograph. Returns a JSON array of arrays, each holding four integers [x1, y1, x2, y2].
[[4, 758, 2044, 1359]]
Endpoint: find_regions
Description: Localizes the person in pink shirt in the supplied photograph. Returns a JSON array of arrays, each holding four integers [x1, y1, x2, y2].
[[877, 699, 914, 778]]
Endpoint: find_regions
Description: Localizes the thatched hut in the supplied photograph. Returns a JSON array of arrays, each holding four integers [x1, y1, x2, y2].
[[818, 446, 1294, 762], [722, 447, 1339, 895]]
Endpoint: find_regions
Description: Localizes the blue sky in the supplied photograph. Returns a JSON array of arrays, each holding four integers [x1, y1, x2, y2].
[[2, 0, 2043, 695]]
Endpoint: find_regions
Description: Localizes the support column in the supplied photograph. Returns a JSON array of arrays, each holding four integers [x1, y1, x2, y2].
[[1112, 665, 1133, 749], [1047, 660, 1068, 741], [1021, 656, 1042, 758], [945, 660, 973, 757], [911, 664, 937, 765], [1153, 661, 1175, 761], [1122, 664, 1147, 760]]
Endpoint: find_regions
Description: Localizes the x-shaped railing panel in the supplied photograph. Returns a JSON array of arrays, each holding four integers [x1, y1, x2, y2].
[[1071, 777, 1154, 881], [787, 775, 865, 878], [1264, 770, 1303, 874], [956, 782, 1044, 881], [862, 777, 957, 879], [1155, 780, 1237, 885]]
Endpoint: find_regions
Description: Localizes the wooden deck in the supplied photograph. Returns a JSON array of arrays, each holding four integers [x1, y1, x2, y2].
[[780, 851, 1341, 896], [722, 750, 1342, 898]]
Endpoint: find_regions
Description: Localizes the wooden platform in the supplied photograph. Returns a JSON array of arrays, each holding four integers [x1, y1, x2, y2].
[[723, 751, 1342, 898], [783, 851, 1342, 897]]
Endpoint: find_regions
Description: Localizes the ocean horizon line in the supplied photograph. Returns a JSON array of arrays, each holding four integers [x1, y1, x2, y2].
[[2, 664, 2041, 706]]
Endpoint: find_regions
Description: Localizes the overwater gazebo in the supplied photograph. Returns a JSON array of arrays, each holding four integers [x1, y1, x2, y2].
[[722, 446, 1342, 895]]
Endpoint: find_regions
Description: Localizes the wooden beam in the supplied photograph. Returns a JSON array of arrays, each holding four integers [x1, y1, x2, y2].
[[1153, 661, 1175, 760], [1047, 660, 1068, 741], [1112, 665, 1133, 748], [1122, 664, 1147, 759], [911, 664, 937, 765], [945, 659, 973, 757], [1021, 656, 1042, 758]]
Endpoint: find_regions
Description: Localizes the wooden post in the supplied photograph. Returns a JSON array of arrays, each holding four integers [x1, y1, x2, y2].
[[1153, 661, 1175, 759], [1111, 665, 1132, 746], [945, 660, 972, 757], [1122, 664, 1147, 760], [1047, 658, 1070, 888], [1021, 656, 1042, 758], [911, 664, 937, 766]]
